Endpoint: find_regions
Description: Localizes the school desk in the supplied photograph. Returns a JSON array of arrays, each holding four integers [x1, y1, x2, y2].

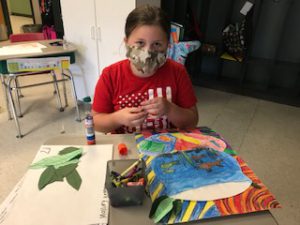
[[44, 134, 279, 225], [0, 39, 80, 137]]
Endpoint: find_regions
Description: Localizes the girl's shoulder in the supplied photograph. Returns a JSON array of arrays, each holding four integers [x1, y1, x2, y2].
[[102, 59, 130, 73]]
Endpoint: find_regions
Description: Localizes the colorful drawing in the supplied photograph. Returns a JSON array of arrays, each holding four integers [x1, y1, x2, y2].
[[135, 127, 281, 224], [148, 148, 251, 198], [137, 132, 227, 156]]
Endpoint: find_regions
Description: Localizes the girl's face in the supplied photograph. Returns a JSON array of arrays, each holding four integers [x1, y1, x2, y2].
[[126, 25, 168, 52], [125, 25, 169, 77]]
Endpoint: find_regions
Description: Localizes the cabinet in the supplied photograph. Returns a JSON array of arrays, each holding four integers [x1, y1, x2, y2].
[[161, 0, 300, 107], [60, 0, 135, 100]]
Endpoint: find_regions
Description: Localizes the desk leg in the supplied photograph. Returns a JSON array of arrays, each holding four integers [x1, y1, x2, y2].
[[62, 73, 68, 107], [12, 76, 23, 117], [66, 69, 81, 122], [51, 71, 64, 112], [0, 74, 13, 120], [7, 77, 23, 138]]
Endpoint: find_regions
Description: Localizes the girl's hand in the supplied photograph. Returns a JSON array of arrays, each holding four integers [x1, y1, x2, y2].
[[117, 107, 148, 127], [140, 97, 171, 118]]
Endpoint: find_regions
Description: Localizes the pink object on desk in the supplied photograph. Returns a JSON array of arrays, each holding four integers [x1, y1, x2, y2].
[[9, 33, 46, 43]]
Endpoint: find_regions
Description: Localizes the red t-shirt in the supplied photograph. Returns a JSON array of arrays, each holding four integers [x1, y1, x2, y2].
[[92, 59, 197, 133]]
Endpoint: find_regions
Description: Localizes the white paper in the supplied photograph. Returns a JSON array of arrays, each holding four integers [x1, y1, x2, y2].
[[0, 144, 113, 225], [0, 43, 46, 56], [171, 181, 251, 201]]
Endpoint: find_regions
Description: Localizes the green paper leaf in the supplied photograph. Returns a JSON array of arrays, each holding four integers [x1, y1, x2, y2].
[[149, 195, 175, 223], [38, 166, 56, 190], [66, 169, 82, 190], [55, 163, 78, 178], [173, 199, 182, 215], [54, 159, 80, 169], [30, 149, 83, 169], [59, 146, 80, 155], [149, 195, 169, 219]]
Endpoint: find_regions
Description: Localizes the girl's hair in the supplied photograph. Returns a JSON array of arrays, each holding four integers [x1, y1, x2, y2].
[[125, 5, 170, 40]]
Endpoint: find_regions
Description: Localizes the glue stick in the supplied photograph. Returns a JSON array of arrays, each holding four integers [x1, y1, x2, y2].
[[85, 114, 95, 145], [83, 96, 96, 145]]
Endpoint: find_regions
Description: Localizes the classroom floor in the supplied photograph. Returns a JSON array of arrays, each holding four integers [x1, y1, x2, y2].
[[0, 74, 299, 224]]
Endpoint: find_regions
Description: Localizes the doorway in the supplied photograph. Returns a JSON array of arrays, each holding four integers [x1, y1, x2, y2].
[[7, 0, 34, 34], [0, 0, 41, 38]]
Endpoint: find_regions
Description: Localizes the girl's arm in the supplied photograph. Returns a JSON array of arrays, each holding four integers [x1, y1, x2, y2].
[[92, 107, 148, 133], [167, 103, 198, 129], [140, 97, 198, 129]]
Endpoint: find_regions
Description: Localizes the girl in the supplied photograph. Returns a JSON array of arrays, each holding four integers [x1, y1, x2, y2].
[[92, 5, 198, 133]]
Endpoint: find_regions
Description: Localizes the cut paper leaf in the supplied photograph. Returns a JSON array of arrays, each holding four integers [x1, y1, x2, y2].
[[173, 199, 183, 215], [149, 195, 175, 223], [38, 166, 56, 190], [38, 164, 80, 190], [53, 159, 80, 169], [152, 197, 175, 223], [30, 149, 83, 169], [59, 146, 80, 155], [32, 147, 83, 191], [55, 163, 78, 178], [149, 195, 169, 219], [66, 169, 82, 190]]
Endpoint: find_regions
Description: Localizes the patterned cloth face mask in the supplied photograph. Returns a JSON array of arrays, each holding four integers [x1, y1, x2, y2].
[[126, 45, 167, 75]]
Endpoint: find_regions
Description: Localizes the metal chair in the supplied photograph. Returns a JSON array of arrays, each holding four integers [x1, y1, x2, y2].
[[2, 34, 81, 138]]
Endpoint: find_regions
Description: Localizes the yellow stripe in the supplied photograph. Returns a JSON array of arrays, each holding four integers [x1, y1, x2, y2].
[[198, 201, 215, 219], [182, 201, 197, 222], [167, 210, 177, 224], [147, 170, 155, 185], [146, 156, 155, 166], [151, 183, 164, 201], [135, 134, 143, 140], [172, 133, 202, 145], [61, 60, 70, 69]]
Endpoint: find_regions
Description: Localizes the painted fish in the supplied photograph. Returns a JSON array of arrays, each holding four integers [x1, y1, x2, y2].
[[198, 159, 223, 172]]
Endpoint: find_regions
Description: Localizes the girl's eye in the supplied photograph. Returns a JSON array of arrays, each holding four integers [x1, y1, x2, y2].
[[135, 41, 144, 47], [153, 42, 162, 49]]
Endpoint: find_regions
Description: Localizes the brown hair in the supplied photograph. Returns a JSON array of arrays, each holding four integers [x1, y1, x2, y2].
[[125, 5, 170, 40]]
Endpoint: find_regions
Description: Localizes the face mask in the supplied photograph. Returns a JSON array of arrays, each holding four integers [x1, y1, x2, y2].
[[126, 45, 167, 75]]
